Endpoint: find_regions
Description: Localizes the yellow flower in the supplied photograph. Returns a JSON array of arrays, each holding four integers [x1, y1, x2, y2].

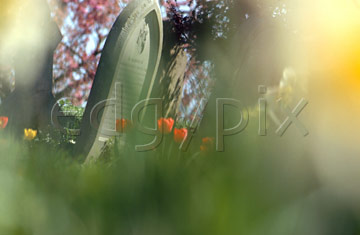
[[24, 129, 37, 140]]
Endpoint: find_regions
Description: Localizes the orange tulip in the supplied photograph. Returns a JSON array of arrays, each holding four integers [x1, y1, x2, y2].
[[157, 118, 174, 134], [116, 118, 131, 133], [174, 128, 188, 143], [200, 137, 215, 152], [0, 117, 8, 129]]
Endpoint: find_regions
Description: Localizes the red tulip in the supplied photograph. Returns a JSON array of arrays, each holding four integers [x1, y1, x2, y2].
[[116, 118, 131, 133], [174, 128, 188, 143], [157, 118, 174, 134], [0, 117, 8, 129]]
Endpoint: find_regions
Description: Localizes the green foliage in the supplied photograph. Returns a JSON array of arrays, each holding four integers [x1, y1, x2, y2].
[[0, 121, 358, 234], [0, 136, 293, 235], [33, 100, 84, 148]]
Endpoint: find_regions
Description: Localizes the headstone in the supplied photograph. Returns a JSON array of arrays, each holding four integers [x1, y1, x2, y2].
[[75, 0, 163, 162]]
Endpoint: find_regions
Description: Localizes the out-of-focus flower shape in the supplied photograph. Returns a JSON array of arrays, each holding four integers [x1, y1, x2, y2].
[[200, 137, 214, 152], [158, 118, 174, 134], [116, 118, 131, 133], [277, 67, 300, 106], [24, 129, 37, 140], [0, 117, 8, 129], [174, 128, 187, 143]]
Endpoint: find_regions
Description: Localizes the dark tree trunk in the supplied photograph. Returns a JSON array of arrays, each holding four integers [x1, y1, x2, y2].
[[0, 3, 61, 137], [151, 21, 188, 119]]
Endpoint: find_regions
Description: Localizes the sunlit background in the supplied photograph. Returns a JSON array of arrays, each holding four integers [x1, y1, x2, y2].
[[0, 0, 359, 234]]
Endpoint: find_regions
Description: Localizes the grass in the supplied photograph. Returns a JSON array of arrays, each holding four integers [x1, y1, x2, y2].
[[0, 104, 357, 234], [0, 134, 293, 235]]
